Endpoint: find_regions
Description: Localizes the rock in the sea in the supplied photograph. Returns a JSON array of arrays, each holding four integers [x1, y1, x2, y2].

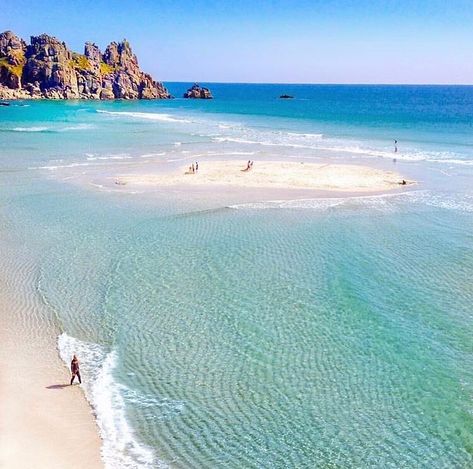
[[279, 94, 294, 99], [183, 83, 213, 99], [0, 31, 170, 100]]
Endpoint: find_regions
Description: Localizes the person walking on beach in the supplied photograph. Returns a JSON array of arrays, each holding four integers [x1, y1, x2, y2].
[[70, 354, 81, 385], [394, 140, 398, 153], [195, 161, 199, 172]]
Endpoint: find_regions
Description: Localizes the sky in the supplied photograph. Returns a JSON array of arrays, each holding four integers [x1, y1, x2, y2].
[[3, 0, 473, 84]]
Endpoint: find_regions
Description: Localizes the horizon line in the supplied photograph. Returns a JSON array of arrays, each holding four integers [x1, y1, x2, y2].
[[162, 81, 473, 87]]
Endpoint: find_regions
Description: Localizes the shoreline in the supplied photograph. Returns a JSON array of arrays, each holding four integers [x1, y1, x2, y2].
[[0, 240, 103, 468]]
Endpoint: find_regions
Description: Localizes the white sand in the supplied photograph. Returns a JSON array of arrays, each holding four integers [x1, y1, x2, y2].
[[115, 161, 412, 192]]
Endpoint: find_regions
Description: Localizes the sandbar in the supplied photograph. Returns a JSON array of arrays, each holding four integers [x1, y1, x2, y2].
[[115, 160, 413, 193]]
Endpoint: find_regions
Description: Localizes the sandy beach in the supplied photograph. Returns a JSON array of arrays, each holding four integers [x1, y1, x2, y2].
[[114, 160, 413, 193], [0, 260, 103, 468]]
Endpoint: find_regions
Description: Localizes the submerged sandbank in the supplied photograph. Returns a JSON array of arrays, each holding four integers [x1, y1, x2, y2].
[[114, 161, 414, 193]]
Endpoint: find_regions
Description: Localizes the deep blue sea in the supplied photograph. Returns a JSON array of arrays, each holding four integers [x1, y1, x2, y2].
[[1, 84, 472, 468]]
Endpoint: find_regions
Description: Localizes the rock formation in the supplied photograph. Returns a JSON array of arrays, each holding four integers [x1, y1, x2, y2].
[[183, 83, 212, 99], [0, 31, 170, 100]]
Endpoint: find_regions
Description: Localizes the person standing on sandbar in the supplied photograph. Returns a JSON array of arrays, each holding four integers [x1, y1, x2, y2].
[[70, 354, 81, 385]]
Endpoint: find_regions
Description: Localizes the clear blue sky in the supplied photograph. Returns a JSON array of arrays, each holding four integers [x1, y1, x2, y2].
[[3, 0, 473, 84]]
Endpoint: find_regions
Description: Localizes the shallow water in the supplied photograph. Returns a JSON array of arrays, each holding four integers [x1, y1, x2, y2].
[[1, 85, 473, 468]]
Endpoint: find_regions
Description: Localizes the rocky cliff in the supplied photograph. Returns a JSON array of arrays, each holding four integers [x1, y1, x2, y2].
[[0, 31, 170, 99]]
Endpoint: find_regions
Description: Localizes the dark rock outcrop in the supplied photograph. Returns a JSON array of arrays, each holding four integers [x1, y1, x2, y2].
[[183, 83, 212, 99], [279, 94, 294, 99], [0, 31, 170, 100]]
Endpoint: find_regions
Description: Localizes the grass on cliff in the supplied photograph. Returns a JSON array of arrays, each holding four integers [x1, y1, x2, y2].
[[100, 62, 116, 75], [0, 50, 26, 78], [70, 53, 91, 70]]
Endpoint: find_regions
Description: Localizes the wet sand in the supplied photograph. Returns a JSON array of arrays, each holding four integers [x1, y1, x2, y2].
[[0, 258, 103, 469]]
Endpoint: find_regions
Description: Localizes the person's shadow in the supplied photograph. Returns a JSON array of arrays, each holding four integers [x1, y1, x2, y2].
[[46, 384, 70, 389]]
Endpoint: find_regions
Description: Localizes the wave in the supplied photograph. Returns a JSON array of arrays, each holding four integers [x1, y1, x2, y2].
[[228, 190, 473, 213], [59, 123, 94, 131], [57, 333, 164, 468], [97, 110, 190, 123], [30, 159, 135, 170], [211, 136, 317, 149], [429, 158, 473, 166], [10, 123, 94, 133], [213, 134, 473, 166], [205, 121, 473, 166], [316, 145, 467, 163], [82, 110, 473, 167], [222, 151, 256, 156], [140, 152, 166, 158], [29, 162, 94, 170], [12, 126, 50, 132], [212, 137, 259, 145], [402, 190, 473, 212], [228, 192, 408, 211], [286, 132, 324, 139], [86, 154, 133, 161]]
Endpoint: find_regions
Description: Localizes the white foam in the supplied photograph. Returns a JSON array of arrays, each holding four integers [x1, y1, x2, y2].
[[212, 136, 261, 145], [207, 121, 473, 166], [58, 333, 164, 468], [229, 190, 473, 213], [86, 154, 133, 161], [430, 158, 473, 166], [11, 123, 94, 133], [12, 126, 49, 132], [223, 151, 257, 156], [166, 157, 189, 162], [140, 152, 166, 158], [97, 110, 190, 123], [402, 190, 473, 212], [30, 162, 94, 170], [58, 123, 94, 131], [228, 192, 407, 211], [119, 386, 184, 420], [286, 132, 324, 139]]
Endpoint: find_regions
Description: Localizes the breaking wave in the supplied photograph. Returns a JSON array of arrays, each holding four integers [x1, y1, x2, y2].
[[58, 333, 166, 468], [228, 190, 473, 213], [10, 123, 94, 133]]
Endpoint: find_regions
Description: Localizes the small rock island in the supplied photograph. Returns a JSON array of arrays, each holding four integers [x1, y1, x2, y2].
[[279, 94, 294, 99], [183, 83, 213, 99], [0, 31, 170, 100]]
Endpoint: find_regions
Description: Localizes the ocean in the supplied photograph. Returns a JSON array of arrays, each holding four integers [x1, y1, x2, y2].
[[1, 84, 472, 468]]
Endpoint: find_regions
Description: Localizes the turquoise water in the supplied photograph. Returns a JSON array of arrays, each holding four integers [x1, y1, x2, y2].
[[1, 85, 473, 468]]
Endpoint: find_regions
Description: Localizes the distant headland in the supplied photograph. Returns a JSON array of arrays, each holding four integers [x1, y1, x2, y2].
[[0, 31, 171, 100]]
